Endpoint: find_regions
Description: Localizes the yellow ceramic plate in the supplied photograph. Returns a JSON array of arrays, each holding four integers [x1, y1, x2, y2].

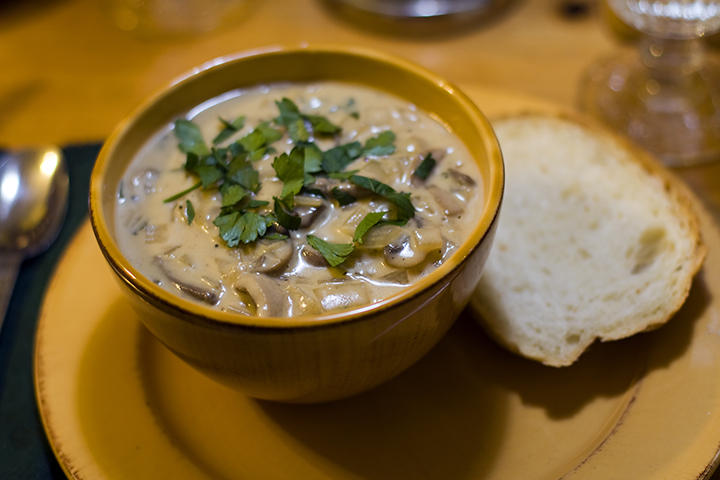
[[36, 87, 720, 479]]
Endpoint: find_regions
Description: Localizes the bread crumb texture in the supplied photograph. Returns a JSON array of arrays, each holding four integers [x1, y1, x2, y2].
[[471, 114, 704, 366]]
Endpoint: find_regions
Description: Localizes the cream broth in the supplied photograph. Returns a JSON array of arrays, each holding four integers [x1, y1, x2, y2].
[[115, 82, 483, 317]]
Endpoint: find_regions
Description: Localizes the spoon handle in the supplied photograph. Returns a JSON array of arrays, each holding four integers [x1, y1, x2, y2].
[[0, 252, 22, 334]]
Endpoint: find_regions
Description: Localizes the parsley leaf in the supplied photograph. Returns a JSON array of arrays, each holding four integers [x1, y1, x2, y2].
[[274, 98, 341, 140], [274, 98, 301, 125], [264, 232, 289, 241], [194, 165, 224, 188], [273, 197, 301, 230], [331, 187, 356, 206], [363, 130, 396, 156], [350, 175, 415, 223], [213, 211, 268, 247], [163, 181, 201, 203], [353, 211, 387, 243], [288, 118, 310, 143], [212, 116, 246, 145], [239, 122, 282, 160], [413, 153, 437, 180], [220, 183, 247, 207], [174, 119, 210, 156], [307, 235, 354, 267], [186, 200, 195, 225], [256, 122, 283, 144], [328, 170, 359, 180], [322, 141, 363, 173], [306, 114, 341, 135], [272, 148, 305, 200], [303, 143, 323, 174], [227, 156, 260, 192]]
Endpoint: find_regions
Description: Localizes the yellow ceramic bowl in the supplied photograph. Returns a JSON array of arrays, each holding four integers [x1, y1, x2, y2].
[[89, 45, 504, 403]]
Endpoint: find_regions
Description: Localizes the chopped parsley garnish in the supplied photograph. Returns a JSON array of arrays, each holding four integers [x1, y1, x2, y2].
[[273, 197, 301, 231], [321, 141, 363, 173], [306, 114, 341, 135], [213, 211, 269, 247], [307, 210, 393, 266], [166, 101, 413, 260], [239, 122, 282, 160], [288, 118, 310, 143], [212, 116, 245, 145], [363, 131, 396, 156], [226, 155, 260, 192], [220, 183, 247, 207], [303, 143, 323, 176], [307, 235, 355, 267], [264, 232, 289, 241], [174, 119, 210, 157], [413, 153, 437, 180], [331, 187, 356, 206], [272, 147, 305, 200], [353, 211, 387, 243], [274, 98, 341, 141], [350, 175, 415, 224], [185, 200, 195, 224], [163, 180, 201, 203], [328, 170, 359, 180]]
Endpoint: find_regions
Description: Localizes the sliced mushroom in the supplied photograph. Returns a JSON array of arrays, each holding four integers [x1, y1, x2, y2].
[[384, 228, 443, 269], [380, 270, 409, 285], [266, 221, 288, 236], [314, 280, 370, 312], [294, 195, 327, 228], [428, 185, 464, 216], [232, 273, 287, 317], [301, 245, 328, 267], [246, 239, 294, 274], [358, 224, 405, 250], [153, 256, 220, 305], [288, 284, 323, 315], [447, 168, 476, 187], [124, 212, 149, 236], [144, 224, 168, 244], [358, 160, 387, 179]]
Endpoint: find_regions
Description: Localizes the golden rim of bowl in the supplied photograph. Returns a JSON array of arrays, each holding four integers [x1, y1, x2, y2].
[[90, 44, 504, 330]]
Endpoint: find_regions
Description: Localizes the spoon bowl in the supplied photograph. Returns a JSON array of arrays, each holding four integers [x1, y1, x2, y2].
[[0, 147, 68, 330]]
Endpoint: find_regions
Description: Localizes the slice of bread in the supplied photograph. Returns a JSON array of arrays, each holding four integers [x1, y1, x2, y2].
[[470, 113, 706, 367]]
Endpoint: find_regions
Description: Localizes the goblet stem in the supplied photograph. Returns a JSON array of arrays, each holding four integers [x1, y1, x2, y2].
[[579, 32, 720, 166], [639, 35, 703, 76]]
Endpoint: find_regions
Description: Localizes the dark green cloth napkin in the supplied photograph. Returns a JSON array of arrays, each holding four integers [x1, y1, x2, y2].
[[0, 144, 101, 479]]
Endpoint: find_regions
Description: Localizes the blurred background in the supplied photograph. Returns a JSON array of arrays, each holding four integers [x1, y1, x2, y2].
[[5, 0, 714, 146]]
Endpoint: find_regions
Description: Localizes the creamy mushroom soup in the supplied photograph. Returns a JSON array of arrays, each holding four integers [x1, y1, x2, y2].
[[115, 82, 483, 317]]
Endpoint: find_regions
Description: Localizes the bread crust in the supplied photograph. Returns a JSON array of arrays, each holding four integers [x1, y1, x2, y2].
[[473, 111, 706, 367]]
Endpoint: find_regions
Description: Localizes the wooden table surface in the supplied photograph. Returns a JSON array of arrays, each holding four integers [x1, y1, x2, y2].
[[1, 0, 718, 217], [2, 0, 720, 477]]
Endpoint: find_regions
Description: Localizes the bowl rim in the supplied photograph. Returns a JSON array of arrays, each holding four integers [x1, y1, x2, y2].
[[89, 44, 504, 330]]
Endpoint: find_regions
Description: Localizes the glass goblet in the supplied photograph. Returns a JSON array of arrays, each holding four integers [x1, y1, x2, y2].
[[579, 0, 720, 166]]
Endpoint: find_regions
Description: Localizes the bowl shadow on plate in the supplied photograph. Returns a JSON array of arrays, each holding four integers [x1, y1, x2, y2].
[[467, 272, 710, 420], [75, 297, 506, 480], [74, 273, 707, 479], [258, 322, 509, 480]]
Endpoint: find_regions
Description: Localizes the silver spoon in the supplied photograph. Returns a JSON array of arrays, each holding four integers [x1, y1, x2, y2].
[[0, 147, 68, 332]]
